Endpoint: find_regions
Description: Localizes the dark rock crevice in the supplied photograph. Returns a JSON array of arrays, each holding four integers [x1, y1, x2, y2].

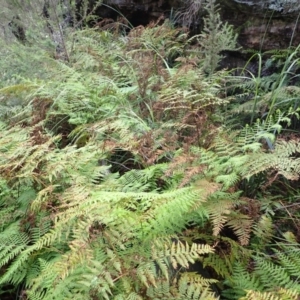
[[93, 0, 300, 51]]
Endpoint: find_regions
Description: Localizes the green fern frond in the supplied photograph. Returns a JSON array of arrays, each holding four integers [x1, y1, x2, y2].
[[252, 214, 274, 249], [223, 262, 262, 300], [115, 164, 168, 193], [203, 253, 231, 278], [244, 138, 300, 181], [241, 288, 299, 300], [202, 236, 251, 284], [254, 256, 300, 291], [0, 222, 29, 269], [275, 246, 300, 278], [263, 85, 300, 110], [199, 0, 238, 75], [152, 240, 213, 271], [177, 273, 219, 300]]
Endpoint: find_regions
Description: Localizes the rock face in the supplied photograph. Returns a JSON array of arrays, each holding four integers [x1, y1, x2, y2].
[[96, 0, 300, 51], [229, 0, 300, 14], [221, 0, 300, 50]]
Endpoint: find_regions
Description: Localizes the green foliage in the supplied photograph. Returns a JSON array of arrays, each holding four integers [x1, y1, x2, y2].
[[223, 243, 300, 300], [241, 289, 298, 300], [244, 137, 300, 181], [0, 2, 300, 300], [199, 0, 238, 75], [0, 19, 227, 299]]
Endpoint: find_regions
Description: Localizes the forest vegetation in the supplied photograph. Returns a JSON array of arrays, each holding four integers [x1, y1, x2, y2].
[[0, 0, 300, 299]]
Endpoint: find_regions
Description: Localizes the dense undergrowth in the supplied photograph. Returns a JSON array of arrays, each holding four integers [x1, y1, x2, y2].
[[0, 0, 300, 299]]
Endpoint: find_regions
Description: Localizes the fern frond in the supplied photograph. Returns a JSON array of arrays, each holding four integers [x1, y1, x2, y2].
[[254, 256, 300, 292], [275, 246, 300, 278], [0, 222, 29, 269], [177, 272, 219, 300], [241, 288, 299, 300], [244, 138, 300, 181], [205, 191, 241, 236], [253, 215, 274, 248], [223, 262, 262, 300], [226, 212, 252, 246]]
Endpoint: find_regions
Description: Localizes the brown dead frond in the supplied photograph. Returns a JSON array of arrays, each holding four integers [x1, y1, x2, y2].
[[226, 213, 253, 246], [31, 97, 52, 126], [94, 17, 129, 33], [179, 166, 206, 188]]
